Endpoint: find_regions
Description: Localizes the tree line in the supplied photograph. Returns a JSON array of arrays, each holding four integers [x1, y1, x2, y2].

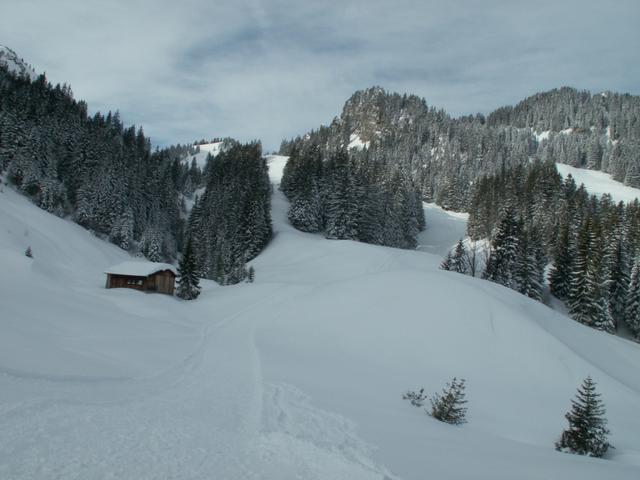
[[281, 142, 425, 248], [281, 86, 639, 216], [0, 64, 272, 286], [446, 160, 640, 338]]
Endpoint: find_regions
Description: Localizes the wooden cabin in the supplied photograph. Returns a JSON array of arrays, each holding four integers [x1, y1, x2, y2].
[[105, 261, 177, 295]]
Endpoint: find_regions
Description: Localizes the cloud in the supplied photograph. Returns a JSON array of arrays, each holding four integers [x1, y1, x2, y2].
[[2, 0, 639, 150]]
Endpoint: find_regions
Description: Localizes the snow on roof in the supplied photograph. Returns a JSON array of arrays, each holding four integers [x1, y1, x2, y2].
[[105, 261, 177, 277]]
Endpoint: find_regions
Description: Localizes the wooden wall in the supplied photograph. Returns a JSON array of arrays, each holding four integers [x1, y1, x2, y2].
[[106, 270, 175, 295]]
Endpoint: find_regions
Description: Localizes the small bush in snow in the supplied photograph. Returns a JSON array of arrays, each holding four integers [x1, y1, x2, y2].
[[246, 266, 255, 283], [402, 388, 428, 407], [428, 377, 468, 425], [25, 246, 33, 258]]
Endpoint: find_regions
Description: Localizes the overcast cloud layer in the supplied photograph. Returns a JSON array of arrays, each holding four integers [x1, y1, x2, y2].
[[2, 0, 639, 150]]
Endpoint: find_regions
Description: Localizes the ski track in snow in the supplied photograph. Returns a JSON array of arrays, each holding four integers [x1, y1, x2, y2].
[[0, 173, 391, 479]]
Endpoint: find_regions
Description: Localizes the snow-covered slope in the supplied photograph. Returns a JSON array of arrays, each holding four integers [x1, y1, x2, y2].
[[556, 163, 640, 203], [183, 141, 223, 170], [0, 185, 201, 379], [0, 45, 37, 80], [417, 203, 468, 257], [1, 163, 640, 479]]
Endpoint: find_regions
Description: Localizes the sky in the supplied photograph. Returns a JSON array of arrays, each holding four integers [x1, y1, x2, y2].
[[2, 0, 639, 151]]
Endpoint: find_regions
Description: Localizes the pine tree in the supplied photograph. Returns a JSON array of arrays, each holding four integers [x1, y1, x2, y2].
[[427, 377, 468, 425], [440, 251, 453, 271], [247, 265, 255, 283], [483, 207, 521, 289], [555, 376, 611, 458], [516, 228, 545, 301], [449, 239, 470, 274], [402, 388, 428, 407], [176, 238, 201, 300], [604, 228, 630, 329], [566, 219, 614, 332], [549, 223, 573, 300], [325, 150, 359, 240], [287, 181, 322, 233], [626, 257, 640, 338]]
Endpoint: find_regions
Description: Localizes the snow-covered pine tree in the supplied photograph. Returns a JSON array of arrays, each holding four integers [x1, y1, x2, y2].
[[324, 150, 359, 240], [568, 219, 591, 316], [427, 377, 468, 425], [440, 251, 453, 271], [109, 207, 134, 251], [516, 228, 545, 301], [603, 223, 630, 329], [176, 237, 201, 300], [549, 223, 574, 300], [555, 376, 611, 458], [626, 257, 640, 338], [141, 227, 163, 262], [287, 180, 322, 232], [483, 207, 521, 289], [568, 222, 615, 333], [188, 142, 272, 285], [447, 239, 470, 274]]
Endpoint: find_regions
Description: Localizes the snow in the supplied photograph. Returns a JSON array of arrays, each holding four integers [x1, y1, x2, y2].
[[105, 261, 177, 277], [556, 163, 640, 203], [265, 154, 289, 185], [0, 45, 37, 80], [536, 126, 617, 146], [348, 133, 370, 150], [183, 141, 223, 170], [417, 203, 468, 257], [534, 130, 551, 143], [1, 164, 640, 479]]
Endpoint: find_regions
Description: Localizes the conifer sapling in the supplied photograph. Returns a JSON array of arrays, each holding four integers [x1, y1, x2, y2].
[[428, 377, 468, 425], [555, 376, 611, 458], [176, 238, 201, 300], [402, 388, 428, 407]]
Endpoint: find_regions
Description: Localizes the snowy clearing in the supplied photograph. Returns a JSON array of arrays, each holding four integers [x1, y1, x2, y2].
[[556, 163, 640, 203], [417, 203, 468, 257], [182, 141, 223, 170], [1, 158, 640, 479]]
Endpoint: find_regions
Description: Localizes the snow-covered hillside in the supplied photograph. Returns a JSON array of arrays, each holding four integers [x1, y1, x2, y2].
[[556, 163, 640, 203], [183, 141, 223, 170], [1, 162, 640, 479], [0, 45, 37, 80]]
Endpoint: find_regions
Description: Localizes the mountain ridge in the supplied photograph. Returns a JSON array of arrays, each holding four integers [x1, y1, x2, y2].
[[0, 45, 37, 80], [280, 85, 640, 212]]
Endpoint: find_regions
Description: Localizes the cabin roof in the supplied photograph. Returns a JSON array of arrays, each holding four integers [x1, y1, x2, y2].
[[104, 261, 177, 277]]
